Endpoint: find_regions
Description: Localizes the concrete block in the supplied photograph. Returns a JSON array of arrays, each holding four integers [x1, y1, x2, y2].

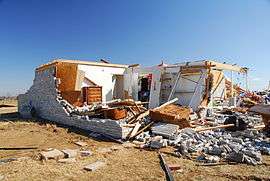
[[62, 149, 78, 158], [84, 161, 106, 171], [40, 149, 65, 160], [151, 123, 179, 139]]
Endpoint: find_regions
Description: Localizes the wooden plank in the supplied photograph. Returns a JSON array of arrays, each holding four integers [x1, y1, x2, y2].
[[195, 124, 235, 132], [129, 122, 141, 138], [159, 152, 174, 181], [130, 121, 154, 139], [207, 60, 247, 73]]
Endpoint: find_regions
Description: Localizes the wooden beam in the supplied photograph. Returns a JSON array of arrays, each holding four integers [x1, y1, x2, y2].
[[207, 61, 247, 73]]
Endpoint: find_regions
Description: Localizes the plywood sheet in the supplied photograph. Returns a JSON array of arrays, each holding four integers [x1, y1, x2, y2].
[[61, 91, 82, 106], [56, 62, 78, 92]]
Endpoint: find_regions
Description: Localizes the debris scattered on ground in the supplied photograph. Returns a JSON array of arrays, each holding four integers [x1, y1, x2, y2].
[[74, 141, 88, 147], [62, 149, 78, 158], [79, 150, 93, 157], [40, 149, 65, 160], [58, 157, 76, 164], [0, 158, 18, 165], [84, 161, 106, 171]]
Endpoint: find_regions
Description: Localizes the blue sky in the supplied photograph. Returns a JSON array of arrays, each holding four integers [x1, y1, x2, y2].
[[0, 0, 270, 96]]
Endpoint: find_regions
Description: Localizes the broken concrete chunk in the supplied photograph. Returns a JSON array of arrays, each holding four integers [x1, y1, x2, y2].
[[148, 136, 167, 149], [74, 141, 88, 147], [84, 161, 106, 171], [58, 158, 76, 164], [62, 149, 78, 158], [79, 150, 93, 157], [196, 154, 220, 163], [151, 123, 179, 139], [40, 149, 65, 160]]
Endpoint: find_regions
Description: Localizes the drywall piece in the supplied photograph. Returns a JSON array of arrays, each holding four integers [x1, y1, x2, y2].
[[75, 70, 85, 91], [189, 70, 207, 111], [148, 69, 162, 108], [124, 68, 139, 100]]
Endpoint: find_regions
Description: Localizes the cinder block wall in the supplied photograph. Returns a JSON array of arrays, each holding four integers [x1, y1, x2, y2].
[[18, 66, 129, 139]]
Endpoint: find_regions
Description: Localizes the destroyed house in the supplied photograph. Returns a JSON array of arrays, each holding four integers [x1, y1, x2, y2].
[[18, 59, 248, 139]]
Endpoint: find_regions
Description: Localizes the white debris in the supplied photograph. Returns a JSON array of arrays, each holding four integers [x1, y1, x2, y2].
[[84, 161, 106, 171]]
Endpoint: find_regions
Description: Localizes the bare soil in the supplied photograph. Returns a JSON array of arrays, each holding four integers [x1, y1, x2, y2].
[[0, 102, 269, 181]]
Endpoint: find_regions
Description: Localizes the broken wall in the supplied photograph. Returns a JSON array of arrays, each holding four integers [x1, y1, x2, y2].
[[160, 67, 207, 110], [18, 66, 130, 139]]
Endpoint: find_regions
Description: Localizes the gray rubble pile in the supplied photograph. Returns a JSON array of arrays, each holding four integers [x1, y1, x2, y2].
[[135, 117, 269, 165], [173, 128, 268, 165]]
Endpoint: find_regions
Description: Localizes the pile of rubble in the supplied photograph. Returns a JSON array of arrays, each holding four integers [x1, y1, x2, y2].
[[119, 99, 269, 166], [61, 92, 270, 166]]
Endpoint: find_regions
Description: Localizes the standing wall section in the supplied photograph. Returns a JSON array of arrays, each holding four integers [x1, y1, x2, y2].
[[18, 65, 129, 139]]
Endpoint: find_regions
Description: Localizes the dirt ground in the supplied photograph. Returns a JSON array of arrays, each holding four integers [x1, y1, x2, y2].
[[0, 101, 270, 181]]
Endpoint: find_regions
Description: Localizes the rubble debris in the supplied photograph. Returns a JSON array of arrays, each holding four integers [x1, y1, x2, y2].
[[151, 123, 179, 139], [0, 158, 17, 165], [58, 158, 76, 164], [196, 154, 220, 163], [148, 136, 167, 149], [62, 149, 78, 158], [249, 104, 270, 131], [0, 175, 4, 181], [104, 108, 127, 120], [223, 115, 247, 131], [84, 161, 106, 171], [171, 127, 266, 165], [129, 122, 141, 138], [40, 149, 65, 160], [16, 59, 270, 168], [79, 150, 93, 157], [74, 141, 88, 147]]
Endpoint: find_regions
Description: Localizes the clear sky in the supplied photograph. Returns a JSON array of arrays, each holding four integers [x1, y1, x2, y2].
[[0, 0, 269, 96]]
